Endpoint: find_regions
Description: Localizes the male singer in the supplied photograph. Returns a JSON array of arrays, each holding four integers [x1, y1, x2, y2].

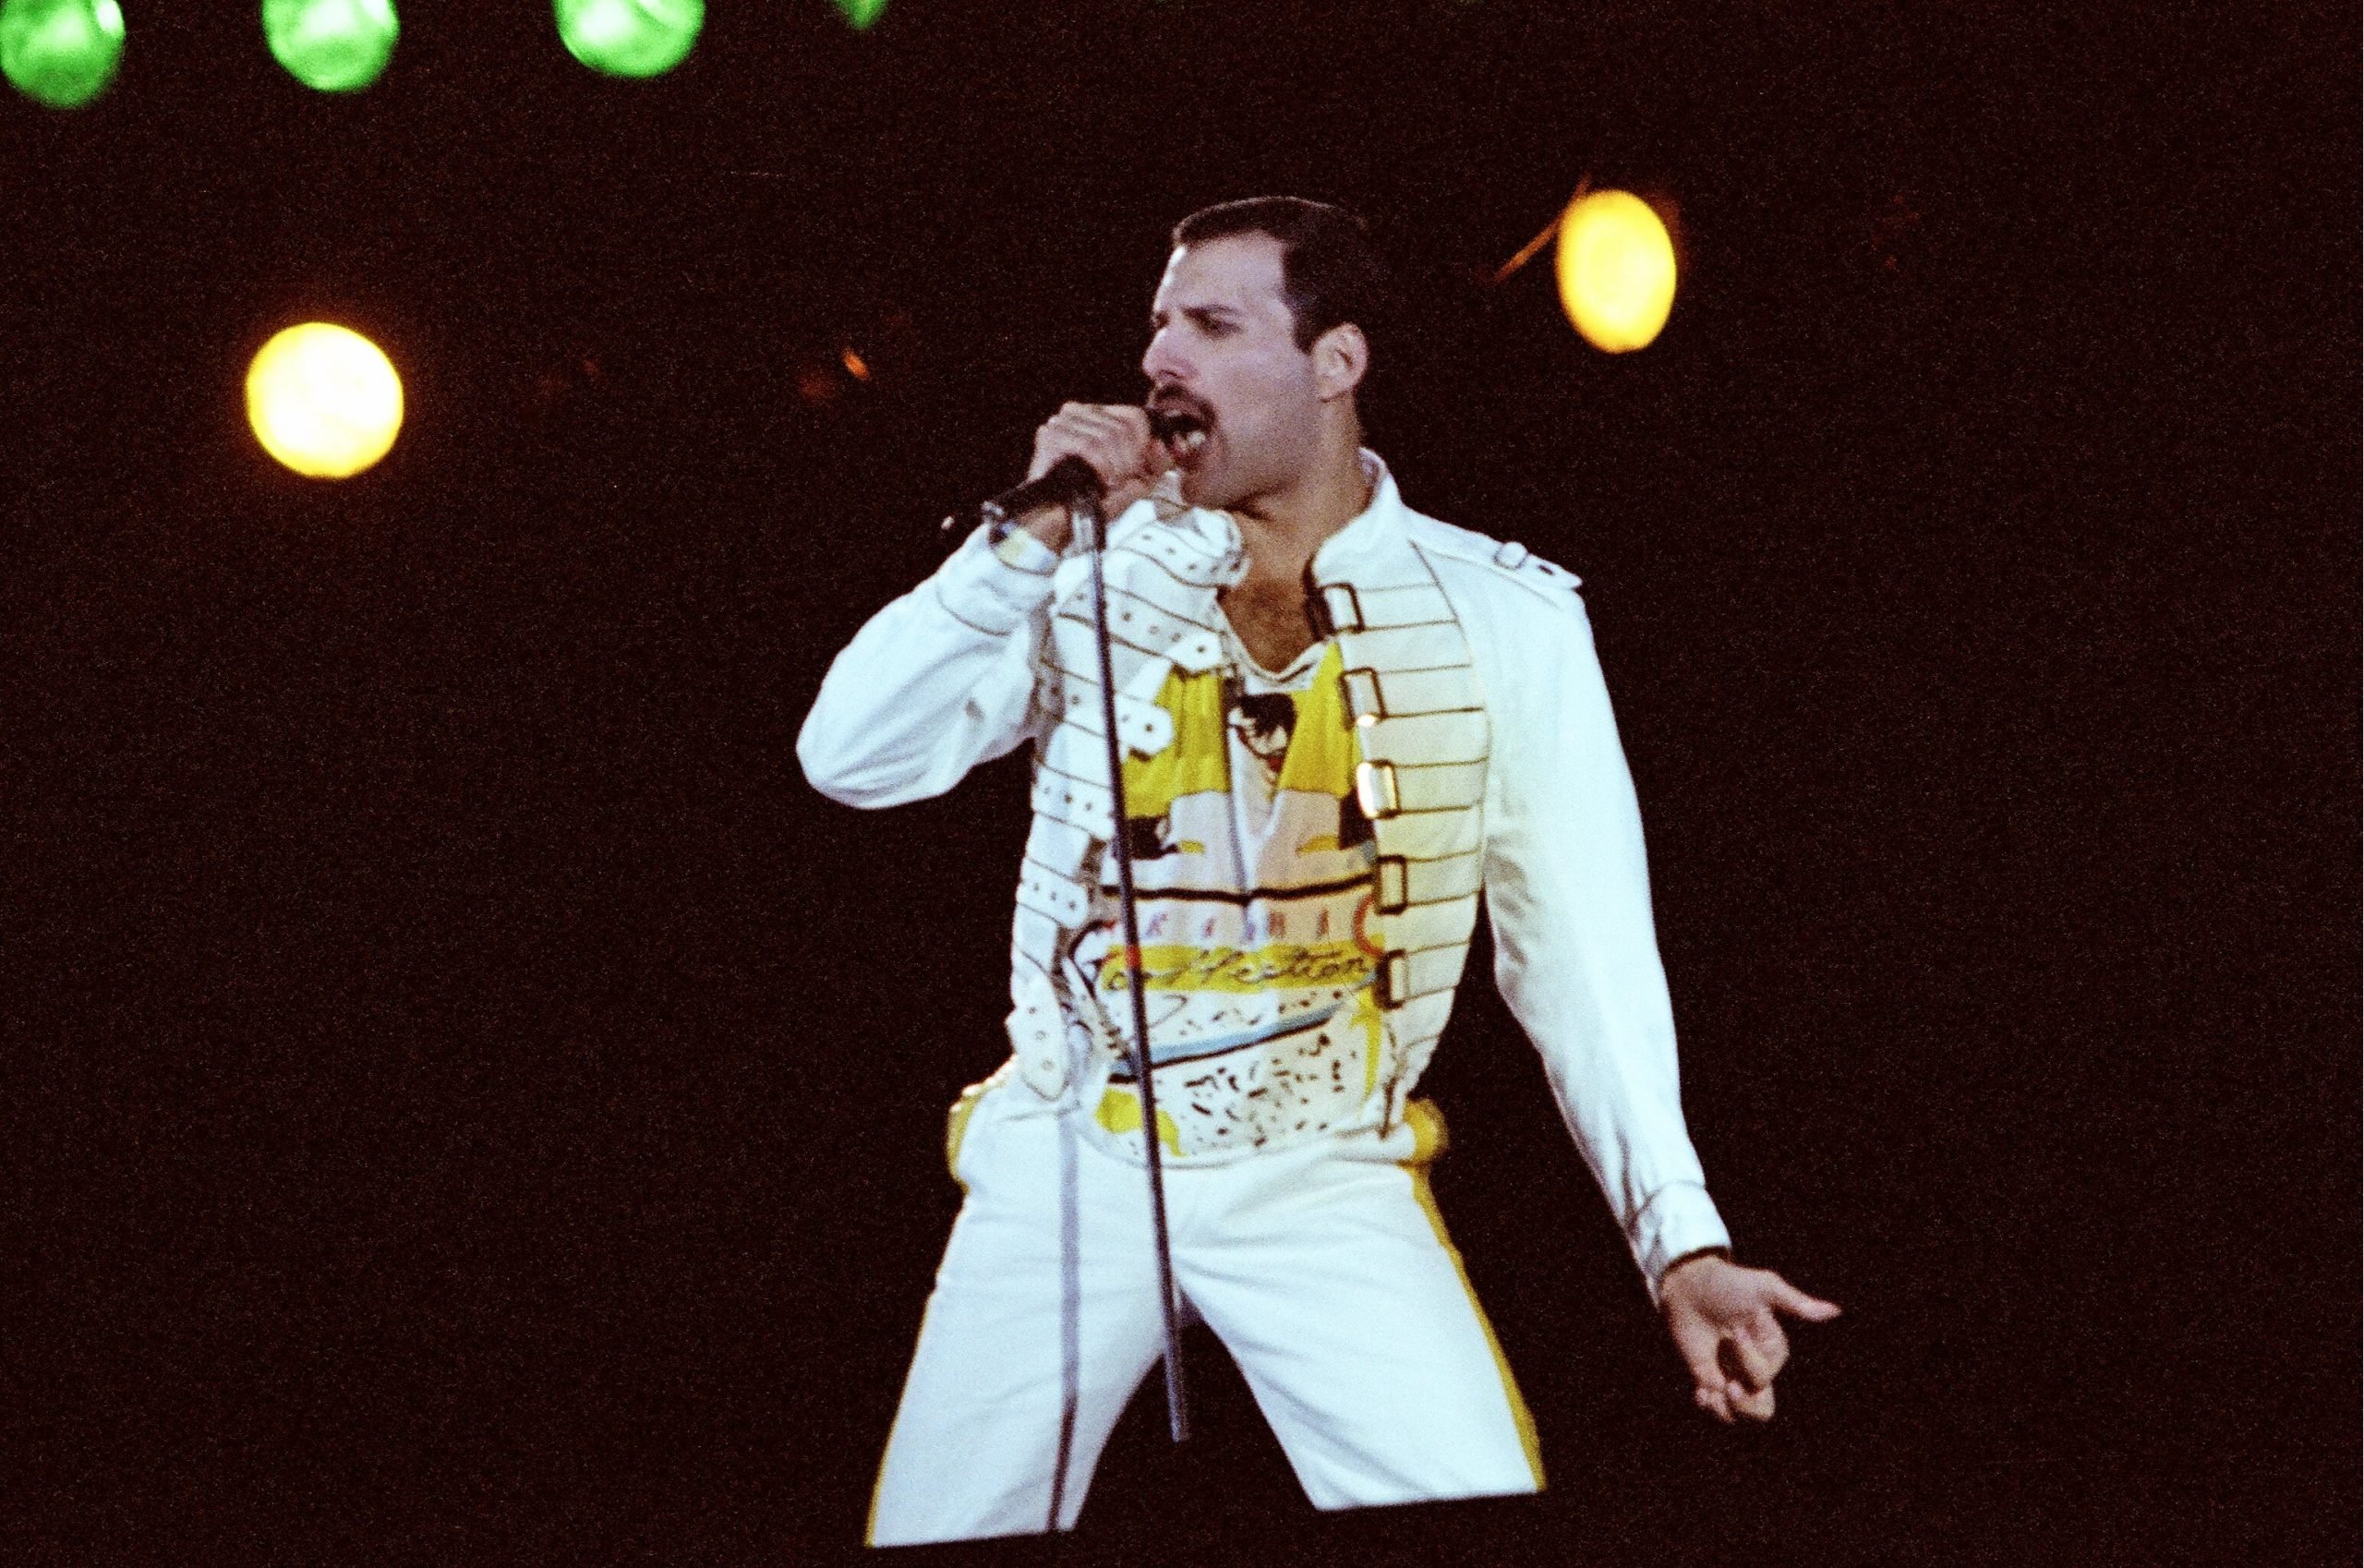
[[799, 198, 1837, 1547]]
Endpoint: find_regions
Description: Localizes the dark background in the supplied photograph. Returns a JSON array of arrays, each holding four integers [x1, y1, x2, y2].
[[5, 3, 2355, 1564]]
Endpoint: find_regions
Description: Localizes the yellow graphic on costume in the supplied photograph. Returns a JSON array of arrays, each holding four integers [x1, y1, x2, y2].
[[1079, 643, 1389, 1157], [1111, 642, 1370, 888]]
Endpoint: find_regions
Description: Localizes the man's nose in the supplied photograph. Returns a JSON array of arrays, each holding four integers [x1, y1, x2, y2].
[[1141, 331, 1189, 387]]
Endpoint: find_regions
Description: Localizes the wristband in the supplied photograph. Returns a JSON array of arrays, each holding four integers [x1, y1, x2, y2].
[[989, 513, 1059, 572]]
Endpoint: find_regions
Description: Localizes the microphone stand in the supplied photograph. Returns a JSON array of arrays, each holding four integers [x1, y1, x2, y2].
[[1076, 491, 1192, 1445]]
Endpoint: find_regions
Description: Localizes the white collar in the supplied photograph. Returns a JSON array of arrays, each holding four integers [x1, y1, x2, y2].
[[1151, 449, 1412, 583], [1308, 450, 1414, 584]]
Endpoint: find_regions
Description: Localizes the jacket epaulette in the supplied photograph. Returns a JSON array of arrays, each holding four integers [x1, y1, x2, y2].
[[1406, 514, 1585, 610]]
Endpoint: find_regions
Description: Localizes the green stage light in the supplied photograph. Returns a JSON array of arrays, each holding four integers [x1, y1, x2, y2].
[[263, 0, 397, 93], [1, 0, 125, 109], [555, 0, 702, 78], [834, 0, 887, 28]]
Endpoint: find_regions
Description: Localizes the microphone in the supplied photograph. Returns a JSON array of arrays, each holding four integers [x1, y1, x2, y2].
[[975, 408, 1200, 531]]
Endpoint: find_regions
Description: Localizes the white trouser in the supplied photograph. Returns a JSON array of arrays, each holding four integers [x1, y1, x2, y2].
[[865, 1080, 1545, 1547]]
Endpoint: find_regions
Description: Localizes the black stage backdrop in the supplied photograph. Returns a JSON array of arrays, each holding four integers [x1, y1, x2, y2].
[[6, 5, 2355, 1565]]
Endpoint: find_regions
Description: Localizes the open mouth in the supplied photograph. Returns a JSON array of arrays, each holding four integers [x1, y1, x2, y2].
[[1148, 395, 1212, 465]]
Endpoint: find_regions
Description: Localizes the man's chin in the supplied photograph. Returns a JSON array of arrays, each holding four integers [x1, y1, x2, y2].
[[1176, 469, 1225, 510]]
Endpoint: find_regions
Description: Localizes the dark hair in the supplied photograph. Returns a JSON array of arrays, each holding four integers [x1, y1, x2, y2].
[[1171, 197, 1389, 356], [1226, 689, 1297, 743]]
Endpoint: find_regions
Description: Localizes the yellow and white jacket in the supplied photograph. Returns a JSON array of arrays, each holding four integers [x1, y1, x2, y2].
[[799, 454, 1731, 1297]]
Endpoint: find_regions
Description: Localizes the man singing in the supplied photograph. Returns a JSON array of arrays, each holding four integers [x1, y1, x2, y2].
[[799, 197, 1838, 1547]]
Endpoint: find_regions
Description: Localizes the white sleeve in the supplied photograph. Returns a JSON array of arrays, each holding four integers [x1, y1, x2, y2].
[[1478, 587, 1732, 1303], [796, 524, 1058, 809]]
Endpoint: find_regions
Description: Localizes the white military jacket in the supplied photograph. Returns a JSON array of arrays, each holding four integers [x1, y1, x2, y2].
[[799, 455, 1732, 1297]]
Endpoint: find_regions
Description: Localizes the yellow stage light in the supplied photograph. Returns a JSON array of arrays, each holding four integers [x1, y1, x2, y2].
[[1555, 189, 1677, 354], [247, 322, 404, 478]]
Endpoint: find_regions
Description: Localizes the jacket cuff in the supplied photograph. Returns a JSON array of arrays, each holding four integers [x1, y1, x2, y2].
[[930, 522, 1058, 635], [1631, 1182, 1732, 1305]]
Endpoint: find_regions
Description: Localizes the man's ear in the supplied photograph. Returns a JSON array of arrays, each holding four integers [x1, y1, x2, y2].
[[1311, 322, 1369, 402]]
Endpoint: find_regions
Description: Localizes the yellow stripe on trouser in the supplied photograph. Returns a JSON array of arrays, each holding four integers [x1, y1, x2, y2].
[[944, 1080, 991, 1189], [869, 1081, 995, 1543], [1399, 1099, 1547, 1490], [865, 1297, 937, 1547]]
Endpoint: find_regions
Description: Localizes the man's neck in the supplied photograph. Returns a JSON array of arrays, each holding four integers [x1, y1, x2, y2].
[[1212, 427, 1373, 671], [1228, 428, 1373, 588]]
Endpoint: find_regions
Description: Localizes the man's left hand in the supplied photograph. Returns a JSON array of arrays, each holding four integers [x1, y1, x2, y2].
[[1658, 1253, 1840, 1423]]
